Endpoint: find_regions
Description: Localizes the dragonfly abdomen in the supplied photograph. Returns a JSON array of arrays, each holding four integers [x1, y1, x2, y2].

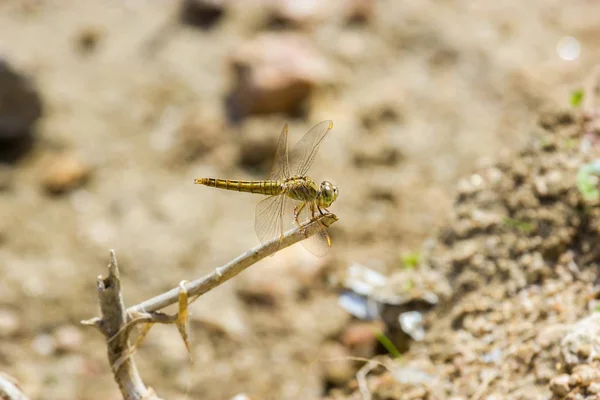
[[194, 178, 283, 196]]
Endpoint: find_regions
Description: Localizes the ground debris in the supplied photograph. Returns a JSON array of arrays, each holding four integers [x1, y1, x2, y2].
[[339, 105, 600, 399]]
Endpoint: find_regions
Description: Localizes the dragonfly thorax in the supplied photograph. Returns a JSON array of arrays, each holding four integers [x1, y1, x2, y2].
[[283, 176, 319, 202]]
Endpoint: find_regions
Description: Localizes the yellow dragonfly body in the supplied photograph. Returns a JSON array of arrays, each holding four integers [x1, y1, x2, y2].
[[195, 120, 338, 256]]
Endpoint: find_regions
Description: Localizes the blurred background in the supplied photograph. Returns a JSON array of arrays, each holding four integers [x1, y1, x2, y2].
[[0, 1, 599, 399]]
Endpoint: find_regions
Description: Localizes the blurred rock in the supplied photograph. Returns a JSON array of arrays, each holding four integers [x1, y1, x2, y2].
[[268, 0, 374, 26], [561, 313, 600, 367], [32, 333, 56, 356], [74, 26, 103, 54], [320, 341, 355, 385], [54, 325, 83, 353], [180, 0, 226, 29], [340, 321, 382, 358], [0, 308, 20, 337], [268, 0, 325, 27], [345, 0, 375, 24], [42, 154, 90, 194], [0, 59, 43, 162], [226, 33, 332, 121]]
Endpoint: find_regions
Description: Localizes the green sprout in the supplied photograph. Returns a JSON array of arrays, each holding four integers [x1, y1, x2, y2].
[[577, 160, 600, 202], [375, 329, 401, 358], [502, 217, 535, 233], [401, 252, 420, 269], [570, 89, 584, 107]]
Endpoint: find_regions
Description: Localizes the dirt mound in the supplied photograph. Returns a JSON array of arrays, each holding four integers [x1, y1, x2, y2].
[[332, 107, 600, 399]]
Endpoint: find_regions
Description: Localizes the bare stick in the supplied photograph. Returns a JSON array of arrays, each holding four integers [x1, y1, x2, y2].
[[128, 213, 338, 314], [0, 373, 30, 400], [83, 213, 337, 399], [83, 252, 163, 400]]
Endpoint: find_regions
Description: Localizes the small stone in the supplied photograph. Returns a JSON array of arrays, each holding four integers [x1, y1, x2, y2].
[[32, 333, 57, 356], [589, 381, 600, 394], [0, 308, 20, 337], [561, 313, 600, 366], [42, 154, 90, 194], [180, 0, 226, 29], [54, 325, 83, 352], [270, 0, 324, 26], [74, 27, 103, 54], [227, 33, 332, 120], [320, 341, 355, 385], [549, 374, 571, 397], [340, 321, 382, 358], [344, 0, 375, 23], [571, 364, 600, 386]]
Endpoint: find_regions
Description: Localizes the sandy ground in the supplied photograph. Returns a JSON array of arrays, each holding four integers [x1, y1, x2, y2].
[[1, 1, 600, 399]]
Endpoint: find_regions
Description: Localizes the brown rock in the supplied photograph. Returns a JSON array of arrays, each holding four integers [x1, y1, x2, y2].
[[0, 308, 20, 337], [54, 325, 83, 352], [320, 341, 355, 385], [0, 59, 43, 162], [227, 33, 332, 119], [549, 374, 571, 396], [180, 0, 227, 29], [340, 321, 382, 358], [42, 154, 90, 194]]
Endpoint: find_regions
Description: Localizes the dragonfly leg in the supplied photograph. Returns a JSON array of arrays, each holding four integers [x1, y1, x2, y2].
[[294, 202, 308, 236]]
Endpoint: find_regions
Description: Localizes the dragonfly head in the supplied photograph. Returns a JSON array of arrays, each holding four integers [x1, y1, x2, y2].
[[318, 181, 339, 208]]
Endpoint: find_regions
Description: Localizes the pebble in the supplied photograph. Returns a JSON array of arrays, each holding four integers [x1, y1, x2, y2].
[[341, 321, 382, 358], [42, 154, 90, 194], [0, 308, 20, 337], [227, 33, 332, 119], [549, 374, 571, 396], [320, 341, 355, 385], [54, 325, 83, 352], [180, 0, 226, 29], [32, 333, 57, 356]]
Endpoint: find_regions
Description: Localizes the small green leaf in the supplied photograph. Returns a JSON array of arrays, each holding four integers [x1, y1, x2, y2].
[[570, 89, 584, 107], [375, 329, 401, 358], [401, 252, 420, 269]]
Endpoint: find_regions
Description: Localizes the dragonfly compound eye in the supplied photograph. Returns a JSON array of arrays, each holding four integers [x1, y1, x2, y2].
[[320, 181, 338, 206]]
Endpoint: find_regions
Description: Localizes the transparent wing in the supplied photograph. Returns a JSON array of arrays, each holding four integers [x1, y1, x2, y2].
[[255, 195, 286, 245], [296, 201, 331, 257], [288, 120, 334, 176], [268, 124, 291, 180], [255, 194, 300, 245]]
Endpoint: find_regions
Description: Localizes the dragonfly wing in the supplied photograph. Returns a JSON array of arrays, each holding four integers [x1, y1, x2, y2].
[[255, 195, 286, 245], [268, 124, 291, 180], [255, 194, 300, 245], [296, 201, 331, 257], [288, 120, 333, 176]]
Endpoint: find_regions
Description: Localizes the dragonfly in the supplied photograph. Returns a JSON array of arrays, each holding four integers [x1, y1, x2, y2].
[[194, 120, 338, 256]]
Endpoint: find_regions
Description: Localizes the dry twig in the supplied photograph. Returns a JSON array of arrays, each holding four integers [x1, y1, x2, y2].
[[0, 373, 30, 400], [82, 213, 338, 400]]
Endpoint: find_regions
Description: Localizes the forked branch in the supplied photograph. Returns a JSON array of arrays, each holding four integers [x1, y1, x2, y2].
[[82, 213, 338, 400]]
